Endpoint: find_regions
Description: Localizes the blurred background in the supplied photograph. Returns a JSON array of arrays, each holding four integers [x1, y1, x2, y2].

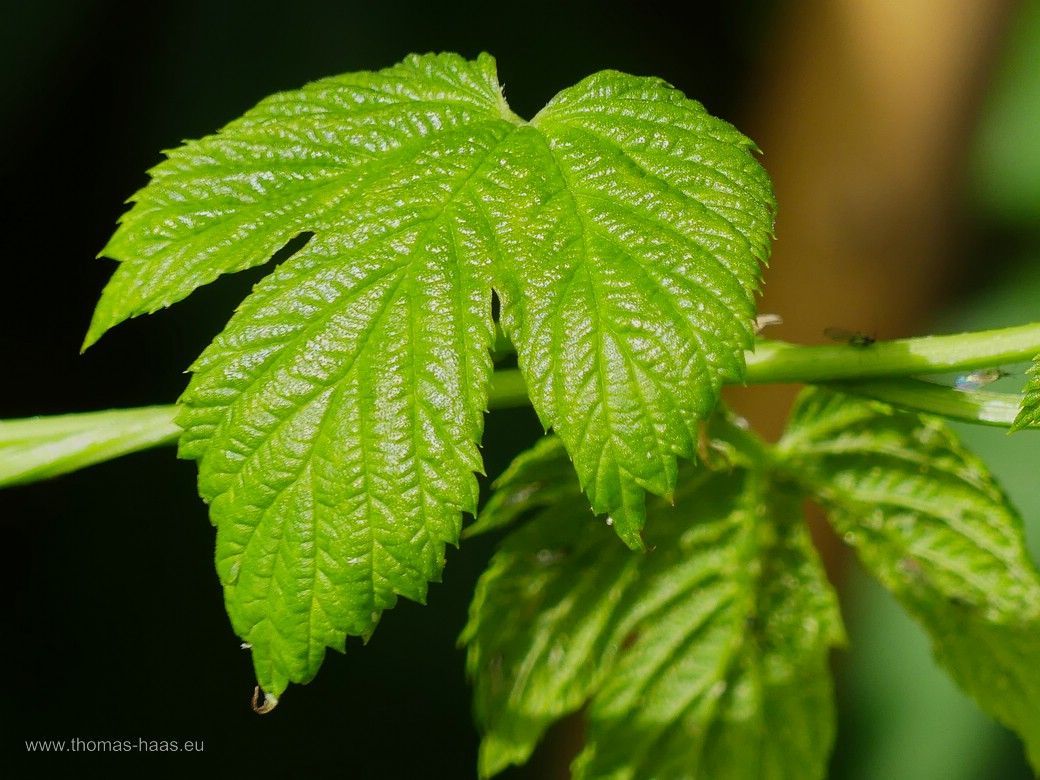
[[2, 0, 1039, 775]]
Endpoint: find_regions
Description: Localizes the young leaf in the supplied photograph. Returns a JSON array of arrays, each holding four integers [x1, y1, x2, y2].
[[462, 474, 630, 776], [173, 54, 516, 698], [1012, 356, 1040, 431], [463, 435, 576, 538], [87, 52, 774, 698], [494, 72, 775, 547], [779, 387, 1040, 770], [84, 53, 517, 348], [462, 431, 842, 779]]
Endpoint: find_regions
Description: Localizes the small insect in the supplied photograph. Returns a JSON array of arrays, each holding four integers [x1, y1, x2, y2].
[[954, 368, 1010, 391], [824, 327, 875, 347]]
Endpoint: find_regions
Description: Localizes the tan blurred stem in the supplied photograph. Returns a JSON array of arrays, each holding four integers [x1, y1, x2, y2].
[[723, 0, 1015, 591], [728, 0, 1015, 439]]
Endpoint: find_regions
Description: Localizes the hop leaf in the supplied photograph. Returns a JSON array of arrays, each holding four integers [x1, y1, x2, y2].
[[463, 435, 576, 538], [462, 425, 843, 779], [87, 53, 774, 697], [84, 53, 517, 348], [496, 72, 775, 546], [779, 387, 1040, 770]]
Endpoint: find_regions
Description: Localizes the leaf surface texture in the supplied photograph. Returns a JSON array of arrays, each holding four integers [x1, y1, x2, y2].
[[89, 53, 774, 695], [780, 387, 1040, 770], [463, 427, 842, 779]]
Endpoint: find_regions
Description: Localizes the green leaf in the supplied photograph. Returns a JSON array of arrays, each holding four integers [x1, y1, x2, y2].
[[495, 71, 774, 547], [462, 429, 842, 779], [84, 53, 517, 349], [1012, 357, 1040, 431], [174, 54, 515, 698], [779, 387, 1040, 770], [463, 435, 577, 538], [88, 52, 774, 697]]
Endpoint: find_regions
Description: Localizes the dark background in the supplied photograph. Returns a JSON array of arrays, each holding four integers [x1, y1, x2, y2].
[[3, 1, 1039, 777]]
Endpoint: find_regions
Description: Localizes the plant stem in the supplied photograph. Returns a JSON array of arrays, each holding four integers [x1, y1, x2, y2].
[[0, 376, 533, 488], [824, 378, 1031, 428], [744, 323, 1040, 383], [494, 323, 1040, 383], [0, 405, 181, 488], [487, 367, 529, 409], [3, 323, 1037, 486]]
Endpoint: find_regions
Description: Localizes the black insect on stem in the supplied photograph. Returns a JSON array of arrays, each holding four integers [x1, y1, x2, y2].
[[824, 326, 876, 347]]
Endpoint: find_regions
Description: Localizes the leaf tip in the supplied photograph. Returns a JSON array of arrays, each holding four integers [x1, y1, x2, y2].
[[613, 520, 646, 551], [1008, 414, 1030, 434], [81, 303, 116, 353], [80, 326, 103, 354]]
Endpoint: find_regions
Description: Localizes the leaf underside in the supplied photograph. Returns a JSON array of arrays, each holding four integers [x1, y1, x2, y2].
[[463, 425, 843, 779], [87, 52, 775, 696], [780, 387, 1040, 771], [466, 391, 1040, 777]]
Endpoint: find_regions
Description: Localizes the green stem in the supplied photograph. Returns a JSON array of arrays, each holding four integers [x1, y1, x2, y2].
[[0, 375, 533, 489], [744, 323, 1040, 383], [4, 323, 1038, 486], [0, 405, 181, 488], [494, 323, 1040, 383], [487, 367, 529, 409], [825, 378, 1031, 428]]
